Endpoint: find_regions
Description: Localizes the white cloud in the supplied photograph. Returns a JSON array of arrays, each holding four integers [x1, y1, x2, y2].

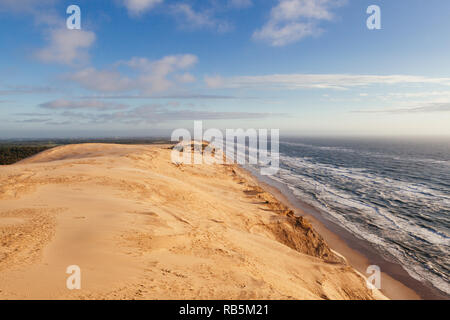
[[69, 68, 132, 92], [253, 0, 346, 46], [175, 73, 196, 83], [352, 102, 450, 114], [204, 75, 226, 88], [69, 54, 198, 95], [1, 1, 95, 65], [35, 29, 96, 65], [170, 3, 231, 32], [206, 74, 450, 90], [254, 21, 318, 46], [387, 91, 450, 99], [0, 0, 66, 27], [124, 54, 198, 73], [126, 54, 198, 94], [272, 0, 335, 21], [123, 0, 163, 16]]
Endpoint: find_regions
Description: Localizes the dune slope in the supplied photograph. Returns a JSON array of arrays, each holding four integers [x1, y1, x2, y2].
[[0, 144, 385, 299]]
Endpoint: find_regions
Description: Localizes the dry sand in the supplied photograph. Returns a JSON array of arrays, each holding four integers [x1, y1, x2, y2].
[[0, 143, 387, 300]]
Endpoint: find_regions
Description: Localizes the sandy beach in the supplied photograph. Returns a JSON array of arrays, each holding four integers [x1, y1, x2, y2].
[[0, 143, 389, 300]]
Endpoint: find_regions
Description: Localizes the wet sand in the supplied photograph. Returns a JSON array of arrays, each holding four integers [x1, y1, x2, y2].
[[246, 167, 447, 300]]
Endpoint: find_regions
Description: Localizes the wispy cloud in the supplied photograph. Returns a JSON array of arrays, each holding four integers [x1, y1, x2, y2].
[[204, 75, 226, 89], [0, 0, 96, 66], [253, 0, 346, 46], [352, 102, 450, 114], [0, 85, 57, 95], [12, 116, 70, 126], [204, 74, 450, 90], [170, 3, 232, 32], [68, 68, 133, 92], [14, 118, 53, 123], [39, 99, 130, 111], [122, 0, 163, 16], [0, 0, 57, 23], [78, 94, 254, 100], [175, 73, 196, 83], [386, 91, 450, 99], [41, 103, 282, 125], [14, 112, 52, 117], [68, 54, 198, 95], [35, 29, 96, 65]]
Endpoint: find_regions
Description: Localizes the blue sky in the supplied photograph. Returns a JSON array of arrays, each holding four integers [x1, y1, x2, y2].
[[1, 0, 450, 138]]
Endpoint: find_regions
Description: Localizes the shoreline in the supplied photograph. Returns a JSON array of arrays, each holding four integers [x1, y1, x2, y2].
[[243, 166, 447, 300], [0, 143, 388, 300], [1, 143, 445, 300]]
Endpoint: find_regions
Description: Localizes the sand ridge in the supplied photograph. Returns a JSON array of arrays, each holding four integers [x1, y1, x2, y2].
[[0, 143, 386, 299]]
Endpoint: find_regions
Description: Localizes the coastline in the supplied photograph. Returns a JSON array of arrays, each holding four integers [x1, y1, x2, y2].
[[2, 142, 446, 300], [0, 143, 387, 300], [243, 165, 447, 300]]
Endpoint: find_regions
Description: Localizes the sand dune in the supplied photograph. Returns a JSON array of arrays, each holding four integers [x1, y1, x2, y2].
[[0, 144, 386, 299]]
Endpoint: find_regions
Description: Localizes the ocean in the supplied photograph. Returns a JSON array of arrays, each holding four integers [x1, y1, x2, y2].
[[254, 137, 449, 297]]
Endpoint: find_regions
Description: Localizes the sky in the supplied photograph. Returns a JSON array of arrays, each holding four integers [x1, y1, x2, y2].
[[1, 0, 450, 138]]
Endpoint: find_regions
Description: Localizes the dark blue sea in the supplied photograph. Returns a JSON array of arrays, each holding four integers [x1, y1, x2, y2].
[[258, 137, 449, 296]]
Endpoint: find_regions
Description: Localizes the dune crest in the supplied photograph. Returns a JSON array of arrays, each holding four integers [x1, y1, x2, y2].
[[0, 144, 386, 299]]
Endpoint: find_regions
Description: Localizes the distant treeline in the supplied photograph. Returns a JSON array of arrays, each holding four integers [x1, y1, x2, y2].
[[0, 145, 53, 165]]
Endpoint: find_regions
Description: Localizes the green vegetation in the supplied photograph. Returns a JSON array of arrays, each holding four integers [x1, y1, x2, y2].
[[0, 145, 54, 165]]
